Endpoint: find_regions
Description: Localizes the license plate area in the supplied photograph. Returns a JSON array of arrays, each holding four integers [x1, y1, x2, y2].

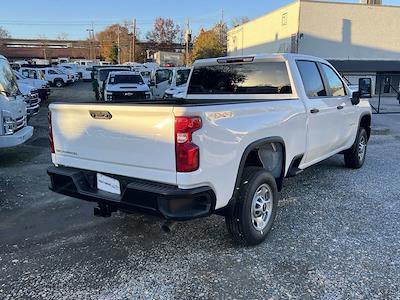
[[97, 173, 121, 195]]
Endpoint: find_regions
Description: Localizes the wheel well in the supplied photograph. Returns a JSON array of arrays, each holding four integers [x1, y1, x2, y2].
[[360, 114, 371, 139], [216, 138, 286, 217], [242, 142, 285, 191]]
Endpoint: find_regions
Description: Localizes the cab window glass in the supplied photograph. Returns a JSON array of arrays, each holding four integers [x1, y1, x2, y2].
[[155, 69, 172, 84], [187, 62, 292, 95], [0, 58, 19, 96], [321, 64, 346, 97], [296, 61, 327, 98]]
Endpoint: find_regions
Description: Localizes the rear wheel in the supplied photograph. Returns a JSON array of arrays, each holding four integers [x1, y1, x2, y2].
[[344, 127, 368, 169], [225, 167, 278, 246], [54, 80, 63, 88]]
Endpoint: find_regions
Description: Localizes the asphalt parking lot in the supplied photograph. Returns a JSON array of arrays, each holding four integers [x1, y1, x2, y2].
[[1, 82, 399, 299]]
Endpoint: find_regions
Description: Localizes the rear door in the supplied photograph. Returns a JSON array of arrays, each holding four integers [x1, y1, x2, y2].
[[297, 60, 346, 164], [50, 103, 177, 184]]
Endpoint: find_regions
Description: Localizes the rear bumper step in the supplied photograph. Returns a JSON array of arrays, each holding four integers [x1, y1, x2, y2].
[[47, 166, 215, 221]]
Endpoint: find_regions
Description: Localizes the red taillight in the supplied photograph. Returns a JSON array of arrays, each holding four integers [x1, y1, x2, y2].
[[48, 111, 54, 153], [175, 116, 202, 172]]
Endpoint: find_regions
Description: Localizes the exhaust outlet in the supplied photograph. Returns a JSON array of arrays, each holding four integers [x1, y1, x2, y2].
[[161, 220, 177, 233]]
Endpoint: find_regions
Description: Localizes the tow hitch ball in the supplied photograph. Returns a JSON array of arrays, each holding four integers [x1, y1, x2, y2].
[[94, 204, 116, 218]]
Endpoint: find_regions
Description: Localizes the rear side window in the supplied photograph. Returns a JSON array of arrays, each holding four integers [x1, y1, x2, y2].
[[321, 64, 346, 97], [187, 62, 292, 95], [296, 61, 327, 98]]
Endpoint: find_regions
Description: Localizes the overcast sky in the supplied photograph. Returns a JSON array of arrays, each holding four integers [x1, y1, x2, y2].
[[1, 0, 399, 40]]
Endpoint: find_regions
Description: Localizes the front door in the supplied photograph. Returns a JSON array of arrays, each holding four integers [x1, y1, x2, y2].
[[152, 69, 173, 98]]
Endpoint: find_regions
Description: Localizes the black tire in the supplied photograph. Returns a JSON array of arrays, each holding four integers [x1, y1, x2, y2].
[[344, 127, 368, 169], [54, 79, 63, 88], [225, 167, 278, 246]]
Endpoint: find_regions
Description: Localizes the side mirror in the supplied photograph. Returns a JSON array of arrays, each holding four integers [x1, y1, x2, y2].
[[358, 77, 372, 98], [149, 80, 155, 87], [351, 91, 361, 105]]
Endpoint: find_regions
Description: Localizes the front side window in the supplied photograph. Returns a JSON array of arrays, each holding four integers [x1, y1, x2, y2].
[[187, 62, 292, 95], [296, 61, 327, 98], [30, 70, 38, 79], [176, 69, 190, 86], [321, 64, 346, 97]]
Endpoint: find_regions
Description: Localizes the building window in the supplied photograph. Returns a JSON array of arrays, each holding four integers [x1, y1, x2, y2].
[[282, 13, 288, 26]]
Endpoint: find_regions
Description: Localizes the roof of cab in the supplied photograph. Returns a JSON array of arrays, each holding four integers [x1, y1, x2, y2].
[[108, 70, 141, 76], [0, 54, 7, 60], [193, 53, 328, 66]]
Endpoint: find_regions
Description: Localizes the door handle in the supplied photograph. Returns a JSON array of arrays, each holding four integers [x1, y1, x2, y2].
[[310, 108, 319, 114], [337, 105, 344, 110]]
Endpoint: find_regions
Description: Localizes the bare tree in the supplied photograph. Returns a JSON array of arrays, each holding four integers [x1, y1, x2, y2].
[[0, 26, 11, 39], [231, 16, 250, 28], [146, 17, 180, 44], [56, 32, 69, 40]]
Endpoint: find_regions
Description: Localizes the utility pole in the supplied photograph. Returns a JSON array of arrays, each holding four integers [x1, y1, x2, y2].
[[117, 24, 120, 64], [220, 8, 225, 47], [185, 19, 191, 66], [86, 22, 94, 60], [132, 18, 136, 62]]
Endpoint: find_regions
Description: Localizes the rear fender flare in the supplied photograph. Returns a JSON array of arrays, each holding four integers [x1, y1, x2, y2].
[[218, 137, 286, 216]]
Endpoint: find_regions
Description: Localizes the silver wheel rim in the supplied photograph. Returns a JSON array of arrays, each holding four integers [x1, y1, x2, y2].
[[358, 135, 367, 161], [251, 183, 273, 232]]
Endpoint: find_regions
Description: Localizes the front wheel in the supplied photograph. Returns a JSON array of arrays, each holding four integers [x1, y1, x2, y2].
[[344, 127, 368, 169], [225, 167, 278, 246]]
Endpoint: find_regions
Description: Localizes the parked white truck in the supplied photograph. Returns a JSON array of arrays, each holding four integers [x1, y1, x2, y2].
[[17, 82, 41, 117], [103, 71, 152, 101], [0, 55, 33, 148], [47, 54, 372, 245]]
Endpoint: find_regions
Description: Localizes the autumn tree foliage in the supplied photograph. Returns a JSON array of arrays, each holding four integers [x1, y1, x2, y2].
[[191, 29, 225, 62], [97, 24, 130, 63], [146, 17, 181, 44]]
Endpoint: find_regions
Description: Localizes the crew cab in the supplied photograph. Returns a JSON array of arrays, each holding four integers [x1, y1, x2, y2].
[[47, 54, 372, 245], [0, 55, 33, 148], [14, 71, 50, 101], [103, 71, 152, 101], [17, 82, 41, 117]]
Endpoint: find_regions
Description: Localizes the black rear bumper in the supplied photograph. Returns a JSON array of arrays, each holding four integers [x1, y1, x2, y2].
[[47, 166, 215, 221]]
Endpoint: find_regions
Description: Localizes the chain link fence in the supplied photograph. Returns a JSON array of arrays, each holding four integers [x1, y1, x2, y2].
[[343, 73, 400, 114]]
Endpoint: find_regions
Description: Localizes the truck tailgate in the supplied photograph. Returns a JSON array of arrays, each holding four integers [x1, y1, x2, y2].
[[49, 103, 177, 185]]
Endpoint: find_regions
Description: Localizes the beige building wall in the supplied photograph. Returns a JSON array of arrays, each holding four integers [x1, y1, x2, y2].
[[298, 1, 400, 60], [227, 1, 300, 56]]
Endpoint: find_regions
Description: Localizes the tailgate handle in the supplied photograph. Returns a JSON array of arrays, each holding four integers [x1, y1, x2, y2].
[[89, 110, 112, 120]]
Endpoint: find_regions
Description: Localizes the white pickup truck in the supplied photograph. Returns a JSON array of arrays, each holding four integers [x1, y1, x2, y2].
[[47, 54, 372, 245], [0, 55, 33, 148], [103, 71, 152, 101]]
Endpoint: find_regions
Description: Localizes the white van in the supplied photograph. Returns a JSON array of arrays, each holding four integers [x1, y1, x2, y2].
[[150, 67, 191, 99], [0, 55, 33, 148]]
